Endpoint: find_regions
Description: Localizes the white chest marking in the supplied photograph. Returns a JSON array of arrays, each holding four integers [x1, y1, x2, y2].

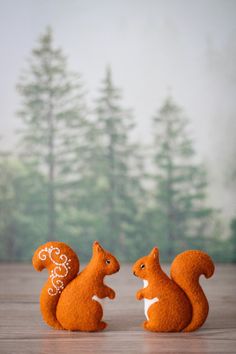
[[92, 295, 104, 306], [143, 280, 159, 320]]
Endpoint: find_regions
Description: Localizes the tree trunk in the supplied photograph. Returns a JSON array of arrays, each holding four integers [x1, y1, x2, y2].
[[166, 121, 174, 259], [108, 133, 116, 250], [47, 97, 55, 241]]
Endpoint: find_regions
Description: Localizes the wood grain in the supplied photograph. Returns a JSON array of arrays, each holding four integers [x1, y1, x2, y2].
[[0, 264, 235, 353]]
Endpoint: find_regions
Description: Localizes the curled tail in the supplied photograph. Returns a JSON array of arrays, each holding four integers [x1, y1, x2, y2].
[[170, 250, 215, 332], [32, 241, 79, 329]]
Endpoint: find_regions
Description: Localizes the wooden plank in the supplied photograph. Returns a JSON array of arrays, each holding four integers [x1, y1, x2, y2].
[[0, 264, 235, 353]]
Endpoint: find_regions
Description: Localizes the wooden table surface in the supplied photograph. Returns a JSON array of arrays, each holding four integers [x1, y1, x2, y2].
[[0, 263, 235, 354]]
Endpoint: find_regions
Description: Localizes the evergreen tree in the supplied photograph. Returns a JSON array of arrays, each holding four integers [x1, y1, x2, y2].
[[229, 218, 236, 262], [0, 152, 47, 260], [150, 97, 213, 259], [95, 67, 144, 259], [56, 119, 105, 257], [16, 27, 87, 241]]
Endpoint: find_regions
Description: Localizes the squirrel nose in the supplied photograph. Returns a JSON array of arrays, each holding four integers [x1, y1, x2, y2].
[[133, 271, 136, 276]]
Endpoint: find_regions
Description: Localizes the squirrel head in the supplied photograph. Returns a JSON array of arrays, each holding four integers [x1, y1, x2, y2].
[[91, 241, 120, 275], [132, 247, 161, 280]]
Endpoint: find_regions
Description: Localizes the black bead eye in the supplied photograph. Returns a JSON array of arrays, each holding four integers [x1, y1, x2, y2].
[[106, 259, 111, 264], [140, 264, 145, 269]]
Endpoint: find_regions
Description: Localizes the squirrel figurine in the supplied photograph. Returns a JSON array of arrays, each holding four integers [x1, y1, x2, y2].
[[132, 247, 215, 332], [32, 240, 120, 331]]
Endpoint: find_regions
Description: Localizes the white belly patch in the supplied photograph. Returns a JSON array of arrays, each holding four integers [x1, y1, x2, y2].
[[143, 280, 159, 320], [92, 295, 104, 306]]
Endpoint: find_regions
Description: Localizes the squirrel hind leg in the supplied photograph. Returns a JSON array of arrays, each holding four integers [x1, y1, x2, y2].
[[143, 320, 151, 331], [143, 320, 182, 333], [143, 320, 165, 332], [144, 302, 188, 332]]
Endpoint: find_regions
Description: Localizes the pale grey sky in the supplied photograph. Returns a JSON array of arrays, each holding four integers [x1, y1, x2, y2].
[[0, 0, 235, 218]]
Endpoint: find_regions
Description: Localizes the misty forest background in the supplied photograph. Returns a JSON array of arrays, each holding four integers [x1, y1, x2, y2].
[[0, 28, 235, 263]]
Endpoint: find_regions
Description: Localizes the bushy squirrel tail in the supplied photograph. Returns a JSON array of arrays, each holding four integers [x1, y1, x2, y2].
[[170, 250, 215, 332], [32, 241, 79, 329]]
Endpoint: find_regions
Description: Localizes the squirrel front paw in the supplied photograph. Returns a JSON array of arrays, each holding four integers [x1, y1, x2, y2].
[[107, 288, 116, 300], [136, 290, 144, 300]]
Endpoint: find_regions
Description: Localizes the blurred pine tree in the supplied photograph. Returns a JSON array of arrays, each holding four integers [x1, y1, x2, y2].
[[94, 67, 145, 260], [16, 28, 88, 243], [3, 27, 229, 262], [0, 153, 47, 260], [149, 96, 214, 259], [229, 218, 236, 262]]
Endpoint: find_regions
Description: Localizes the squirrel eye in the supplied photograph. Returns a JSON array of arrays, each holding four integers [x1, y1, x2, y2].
[[140, 264, 145, 269], [106, 259, 111, 264]]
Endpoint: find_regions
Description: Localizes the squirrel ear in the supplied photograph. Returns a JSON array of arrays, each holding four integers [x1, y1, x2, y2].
[[93, 241, 104, 253], [150, 247, 159, 260]]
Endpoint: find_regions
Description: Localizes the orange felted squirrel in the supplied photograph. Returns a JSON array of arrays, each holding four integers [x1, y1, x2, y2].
[[133, 248, 215, 332], [32, 241, 120, 331]]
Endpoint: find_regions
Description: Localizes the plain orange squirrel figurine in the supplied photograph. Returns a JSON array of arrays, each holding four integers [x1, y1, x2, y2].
[[133, 248, 215, 332], [32, 241, 120, 331]]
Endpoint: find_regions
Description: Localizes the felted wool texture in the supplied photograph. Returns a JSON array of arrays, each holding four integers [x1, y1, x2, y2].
[[32, 241, 80, 330], [170, 250, 215, 332], [32, 241, 120, 331], [132, 248, 214, 332]]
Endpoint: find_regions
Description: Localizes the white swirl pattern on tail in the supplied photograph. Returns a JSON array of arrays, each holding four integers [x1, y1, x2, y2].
[[38, 245, 71, 296]]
